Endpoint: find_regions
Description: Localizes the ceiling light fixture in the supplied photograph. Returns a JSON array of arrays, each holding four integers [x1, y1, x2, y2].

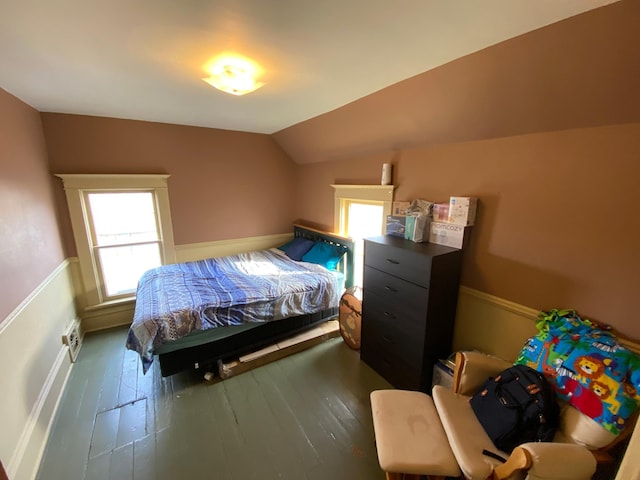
[[202, 56, 264, 96]]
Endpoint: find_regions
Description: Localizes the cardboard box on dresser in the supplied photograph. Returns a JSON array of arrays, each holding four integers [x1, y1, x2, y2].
[[429, 196, 476, 248], [386, 196, 477, 249]]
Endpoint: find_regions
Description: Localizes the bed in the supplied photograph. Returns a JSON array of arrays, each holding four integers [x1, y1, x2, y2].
[[126, 224, 354, 377]]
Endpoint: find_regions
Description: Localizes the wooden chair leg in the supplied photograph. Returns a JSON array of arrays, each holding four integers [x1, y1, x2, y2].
[[492, 447, 532, 480]]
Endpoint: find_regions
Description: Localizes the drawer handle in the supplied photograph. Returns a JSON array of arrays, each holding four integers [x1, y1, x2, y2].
[[383, 311, 396, 320], [386, 258, 400, 265], [384, 285, 398, 293], [381, 335, 392, 344]]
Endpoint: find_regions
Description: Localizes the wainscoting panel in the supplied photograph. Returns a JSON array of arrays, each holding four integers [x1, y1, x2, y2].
[[0, 260, 79, 480], [81, 301, 136, 333], [174, 232, 291, 264], [453, 286, 539, 362]]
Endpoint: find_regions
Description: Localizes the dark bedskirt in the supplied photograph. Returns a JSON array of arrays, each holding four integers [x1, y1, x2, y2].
[[157, 307, 338, 377]]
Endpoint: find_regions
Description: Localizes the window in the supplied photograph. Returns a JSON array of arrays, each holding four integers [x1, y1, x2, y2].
[[345, 201, 384, 287], [331, 184, 395, 287], [56, 174, 176, 307], [87, 192, 162, 297]]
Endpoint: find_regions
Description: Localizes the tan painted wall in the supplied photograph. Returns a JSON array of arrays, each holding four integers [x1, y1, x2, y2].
[[0, 88, 66, 322], [2, 2, 640, 475], [41, 114, 298, 255], [292, 124, 640, 340], [0, 88, 77, 480], [275, 0, 640, 340]]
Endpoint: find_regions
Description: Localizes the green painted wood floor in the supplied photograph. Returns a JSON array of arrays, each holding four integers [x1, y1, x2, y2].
[[37, 326, 391, 480]]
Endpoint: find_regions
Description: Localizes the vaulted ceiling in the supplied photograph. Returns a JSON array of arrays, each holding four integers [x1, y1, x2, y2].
[[0, 0, 618, 134]]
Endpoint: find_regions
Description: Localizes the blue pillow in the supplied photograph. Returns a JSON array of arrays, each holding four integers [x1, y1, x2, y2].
[[276, 239, 295, 251], [281, 237, 315, 261], [302, 241, 347, 270]]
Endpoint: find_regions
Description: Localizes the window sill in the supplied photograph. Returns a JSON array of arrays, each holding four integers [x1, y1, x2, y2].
[[82, 297, 137, 331], [84, 297, 136, 313]]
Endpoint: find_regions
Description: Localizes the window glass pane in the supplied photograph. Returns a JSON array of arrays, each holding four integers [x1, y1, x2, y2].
[[88, 192, 159, 246], [347, 202, 384, 287], [347, 203, 384, 239], [98, 244, 161, 297]]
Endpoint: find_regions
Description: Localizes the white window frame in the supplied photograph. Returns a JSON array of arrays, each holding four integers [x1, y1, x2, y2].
[[331, 184, 395, 236], [331, 184, 395, 287], [56, 174, 176, 308]]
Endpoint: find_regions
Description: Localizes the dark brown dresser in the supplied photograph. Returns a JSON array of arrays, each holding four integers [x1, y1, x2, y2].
[[360, 235, 463, 391]]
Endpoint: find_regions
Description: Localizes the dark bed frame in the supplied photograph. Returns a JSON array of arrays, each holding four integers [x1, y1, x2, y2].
[[156, 224, 354, 377]]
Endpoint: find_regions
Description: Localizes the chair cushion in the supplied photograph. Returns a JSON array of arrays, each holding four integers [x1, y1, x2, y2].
[[556, 402, 616, 449], [455, 350, 617, 450], [370, 390, 461, 477], [432, 385, 508, 480], [520, 442, 597, 480]]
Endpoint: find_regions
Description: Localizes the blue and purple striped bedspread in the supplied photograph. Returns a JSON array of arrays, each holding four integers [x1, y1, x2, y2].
[[126, 248, 340, 372]]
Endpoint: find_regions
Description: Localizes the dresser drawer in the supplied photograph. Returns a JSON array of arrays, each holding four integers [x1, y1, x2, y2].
[[363, 266, 429, 317], [362, 290, 426, 339], [361, 340, 422, 390], [361, 302, 425, 366], [364, 240, 431, 287]]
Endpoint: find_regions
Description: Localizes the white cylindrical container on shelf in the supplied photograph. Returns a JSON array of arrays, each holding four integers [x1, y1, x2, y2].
[[381, 163, 392, 185]]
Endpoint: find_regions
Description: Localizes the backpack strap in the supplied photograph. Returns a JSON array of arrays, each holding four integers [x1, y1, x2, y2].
[[482, 449, 507, 463]]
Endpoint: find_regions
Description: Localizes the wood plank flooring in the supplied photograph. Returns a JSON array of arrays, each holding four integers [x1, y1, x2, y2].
[[37, 326, 391, 480]]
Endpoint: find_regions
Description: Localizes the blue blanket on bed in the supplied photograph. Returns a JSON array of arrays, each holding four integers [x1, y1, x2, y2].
[[126, 248, 340, 372]]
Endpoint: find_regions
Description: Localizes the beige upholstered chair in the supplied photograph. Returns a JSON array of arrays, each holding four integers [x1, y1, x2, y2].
[[431, 351, 636, 480]]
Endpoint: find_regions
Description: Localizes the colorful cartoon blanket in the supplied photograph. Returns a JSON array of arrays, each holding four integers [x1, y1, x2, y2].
[[516, 309, 640, 435]]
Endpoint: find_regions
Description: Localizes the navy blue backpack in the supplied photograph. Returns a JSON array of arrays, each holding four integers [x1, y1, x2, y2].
[[469, 364, 560, 453]]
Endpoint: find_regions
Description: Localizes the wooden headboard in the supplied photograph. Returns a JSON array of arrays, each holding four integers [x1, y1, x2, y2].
[[293, 224, 355, 289]]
